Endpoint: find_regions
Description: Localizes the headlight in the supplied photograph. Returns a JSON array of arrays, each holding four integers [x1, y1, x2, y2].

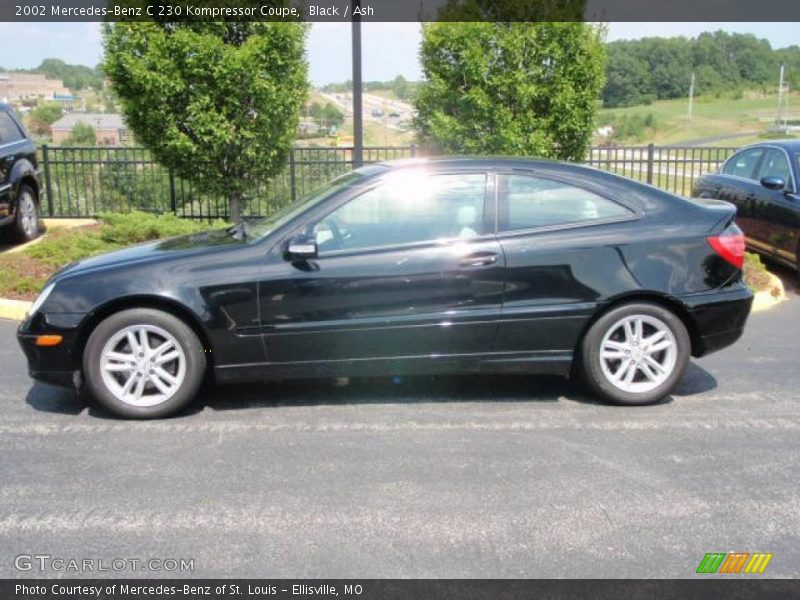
[[28, 282, 55, 317]]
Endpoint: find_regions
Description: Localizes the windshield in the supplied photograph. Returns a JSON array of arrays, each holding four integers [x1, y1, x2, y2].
[[245, 165, 387, 240]]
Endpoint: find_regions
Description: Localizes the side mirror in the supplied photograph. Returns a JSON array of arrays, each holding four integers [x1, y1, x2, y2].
[[760, 176, 785, 191], [284, 234, 317, 261]]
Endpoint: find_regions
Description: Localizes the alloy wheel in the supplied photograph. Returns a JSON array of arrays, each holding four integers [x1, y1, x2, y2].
[[19, 191, 37, 237], [99, 324, 187, 407], [598, 314, 678, 394]]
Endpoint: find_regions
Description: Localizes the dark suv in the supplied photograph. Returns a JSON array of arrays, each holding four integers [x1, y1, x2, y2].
[[0, 103, 42, 242]]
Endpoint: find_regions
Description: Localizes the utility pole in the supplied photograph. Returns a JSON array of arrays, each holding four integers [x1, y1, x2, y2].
[[351, 0, 363, 168], [688, 71, 695, 120], [776, 64, 789, 132]]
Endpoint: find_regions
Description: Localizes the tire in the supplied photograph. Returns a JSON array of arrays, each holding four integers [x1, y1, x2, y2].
[[9, 184, 41, 243], [580, 302, 691, 406], [83, 308, 206, 419]]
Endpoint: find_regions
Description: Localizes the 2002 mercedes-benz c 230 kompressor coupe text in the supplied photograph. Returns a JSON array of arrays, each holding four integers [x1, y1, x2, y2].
[[18, 158, 753, 418]]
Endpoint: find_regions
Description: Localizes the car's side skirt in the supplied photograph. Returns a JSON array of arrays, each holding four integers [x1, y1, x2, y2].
[[214, 350, 573, 383]]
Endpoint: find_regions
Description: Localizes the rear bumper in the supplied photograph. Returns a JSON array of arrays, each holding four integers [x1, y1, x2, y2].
[[681, 284, 753, 357]]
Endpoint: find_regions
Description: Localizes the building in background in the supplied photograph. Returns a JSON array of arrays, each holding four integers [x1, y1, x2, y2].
[[51, 113, 129, 146], [0, 73, 70, 102]]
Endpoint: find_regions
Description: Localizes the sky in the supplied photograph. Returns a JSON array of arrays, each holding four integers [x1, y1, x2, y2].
[[0, 22, 798, 85]]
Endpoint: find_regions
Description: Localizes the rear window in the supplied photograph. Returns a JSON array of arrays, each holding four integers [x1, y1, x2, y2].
[[498, 174, 632, 232]]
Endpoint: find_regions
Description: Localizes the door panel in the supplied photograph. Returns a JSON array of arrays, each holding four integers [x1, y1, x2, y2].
[[258, 170, 505, 364], [494, 173, 637, 354], [0, 154, 11, 217], [258, 239, 505, 362], [752, 148, 800, 263]]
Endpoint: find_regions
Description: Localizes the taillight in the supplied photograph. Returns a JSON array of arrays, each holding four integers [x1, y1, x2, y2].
[[707, 226, 745, 270]]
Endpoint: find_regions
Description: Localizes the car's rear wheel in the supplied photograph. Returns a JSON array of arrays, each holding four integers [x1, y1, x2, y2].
[[580, 302, 690, 405], [10, 184, 40, 243], [83, 308, 206, 419]]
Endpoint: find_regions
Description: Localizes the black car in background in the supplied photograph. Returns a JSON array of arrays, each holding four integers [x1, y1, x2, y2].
[[694, 140, 800, 276], [18, 158, 752, 419], [0, 103, 41, 242]]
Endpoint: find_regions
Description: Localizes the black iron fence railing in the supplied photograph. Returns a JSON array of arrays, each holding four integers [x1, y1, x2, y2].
[[39, 143, 737, 220]]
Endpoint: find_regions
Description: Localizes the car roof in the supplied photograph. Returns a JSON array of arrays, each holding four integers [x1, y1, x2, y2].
[[738, 139, 800, 153], [377, 155, 593, 172]]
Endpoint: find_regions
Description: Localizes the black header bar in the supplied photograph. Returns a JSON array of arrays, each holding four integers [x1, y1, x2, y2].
[[2, 0, 799, 22]]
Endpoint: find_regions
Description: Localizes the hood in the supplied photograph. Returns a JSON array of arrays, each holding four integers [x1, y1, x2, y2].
[[53, 228, 241, 281]]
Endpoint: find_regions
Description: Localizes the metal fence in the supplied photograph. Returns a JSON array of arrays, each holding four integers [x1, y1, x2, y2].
[[41, 145, 418, 220], [40, 143, 737, 220], [585, 144, 739, 198]]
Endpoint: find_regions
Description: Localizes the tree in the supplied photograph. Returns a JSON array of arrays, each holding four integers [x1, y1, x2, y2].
[[64, 122, 96, 146], [308, 101, 344, 128], [35, 58, 103, 91], [26, 117, 51, 137], [29, 102, 63, 125], [603, 43, 653, 107], [414, 22, 605, 161], [103, 22, 308, 222], [392, 75, 411, 101]]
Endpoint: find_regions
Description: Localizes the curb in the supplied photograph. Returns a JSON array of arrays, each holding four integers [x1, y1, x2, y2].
[[0, 298, 32, 322], [751, 271, 786, 313]]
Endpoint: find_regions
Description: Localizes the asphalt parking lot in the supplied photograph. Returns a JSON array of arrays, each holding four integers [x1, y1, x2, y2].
[[1, 286, 799, 579]]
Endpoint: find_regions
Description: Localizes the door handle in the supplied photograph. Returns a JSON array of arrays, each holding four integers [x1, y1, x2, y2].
[[459, 252, 498, 267]]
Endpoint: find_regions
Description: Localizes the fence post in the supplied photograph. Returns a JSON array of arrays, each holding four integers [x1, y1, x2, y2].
[[42, 144, 54, 216], [646, 143, 654, 185], [410, 144, 417, 158], [289, 148, 297, 204], [168, 170, 177, 214]]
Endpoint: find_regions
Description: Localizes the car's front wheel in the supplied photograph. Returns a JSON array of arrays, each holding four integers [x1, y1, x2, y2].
[[83, 308, 206, 419], [580, 302, 690, 405]]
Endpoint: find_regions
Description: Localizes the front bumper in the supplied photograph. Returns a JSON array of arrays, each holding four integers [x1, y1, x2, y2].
[[681, 284, 754, 357], [17, 311, 86, 390]]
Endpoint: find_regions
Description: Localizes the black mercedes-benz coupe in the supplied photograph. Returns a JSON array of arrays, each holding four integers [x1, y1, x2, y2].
[[18, 158, 753, 418]]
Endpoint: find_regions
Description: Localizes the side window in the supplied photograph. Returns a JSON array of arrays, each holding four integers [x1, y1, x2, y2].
[[498, 174, 631, 233], [755, 149, 794, 192], [722, 148, 764, 179], [309, 172, 487, 253], [0, 112, 24, 144]]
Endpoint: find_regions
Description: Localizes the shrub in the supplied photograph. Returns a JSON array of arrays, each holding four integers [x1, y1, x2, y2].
[[1, 212, 228, 300], [97, 211, 227, 245], [743, 252, 772, 292]]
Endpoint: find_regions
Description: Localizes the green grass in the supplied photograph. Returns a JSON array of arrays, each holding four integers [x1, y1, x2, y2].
[[0, 212, 227, 300], [599, 91, 800, 145]]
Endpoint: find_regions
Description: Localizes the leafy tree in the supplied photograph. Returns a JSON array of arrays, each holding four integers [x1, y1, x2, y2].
[[414, 22, 606, 161], [29, 102, 63, 125], [35, 58, 104, 91], [391, 75, 411, 101], [602, 31, 800, 107], [64, 122, 97, 146], [103, 22, 308, 222], [26, 117, 51, 137], [603, 43, 654, 107], [308, 101, 344, 128]]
